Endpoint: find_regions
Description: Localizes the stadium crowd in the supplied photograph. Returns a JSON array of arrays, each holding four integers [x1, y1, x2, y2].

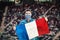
[[0, 3, 60, 40]]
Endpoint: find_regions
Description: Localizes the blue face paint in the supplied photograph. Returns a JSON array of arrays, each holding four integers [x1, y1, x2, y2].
[[25, 15, 31, 20], [25, 11, 32, 20]]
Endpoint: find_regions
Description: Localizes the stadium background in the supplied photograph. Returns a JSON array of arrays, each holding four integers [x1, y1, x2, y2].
[[0, 0, 60, 40]]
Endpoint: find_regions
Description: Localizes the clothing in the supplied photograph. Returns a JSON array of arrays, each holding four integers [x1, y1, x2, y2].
[[16, 19, 39, 40]]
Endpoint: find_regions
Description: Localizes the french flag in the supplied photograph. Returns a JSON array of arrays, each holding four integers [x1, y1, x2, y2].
[[25, 17, 50, 39], [16, 17, 50, 40]]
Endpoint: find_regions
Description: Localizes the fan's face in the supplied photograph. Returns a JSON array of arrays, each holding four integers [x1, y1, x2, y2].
[[25, 11, 32, 16]]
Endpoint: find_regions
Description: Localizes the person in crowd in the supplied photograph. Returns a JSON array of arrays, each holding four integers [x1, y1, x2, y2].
[[16, 9, 40, 40]]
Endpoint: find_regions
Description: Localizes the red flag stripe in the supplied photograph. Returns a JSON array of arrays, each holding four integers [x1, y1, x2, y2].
[[36, 17, 50, 36]]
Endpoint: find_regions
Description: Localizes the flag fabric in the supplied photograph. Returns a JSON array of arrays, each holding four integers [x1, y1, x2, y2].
[[25, 17, 50, 39], [36, 17, 49, 36], [16, 17, 50, 40]]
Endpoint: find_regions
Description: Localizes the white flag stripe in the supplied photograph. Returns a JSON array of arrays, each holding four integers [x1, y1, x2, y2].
[[25, 20, 38, 39]]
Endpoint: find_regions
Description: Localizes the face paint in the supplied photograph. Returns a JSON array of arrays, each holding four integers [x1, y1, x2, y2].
[[25, 11, 32, 20]]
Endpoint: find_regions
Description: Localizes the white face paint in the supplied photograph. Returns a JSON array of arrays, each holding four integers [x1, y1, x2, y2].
[[25, 11, 32, 16]]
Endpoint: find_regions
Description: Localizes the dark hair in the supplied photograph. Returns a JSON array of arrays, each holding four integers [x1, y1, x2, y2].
[[24, 9, 32, 14]]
